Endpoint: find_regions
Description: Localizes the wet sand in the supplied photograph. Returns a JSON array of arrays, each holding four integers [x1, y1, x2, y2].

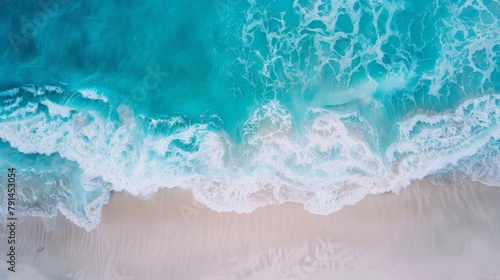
[[1, 179, 500, 280]]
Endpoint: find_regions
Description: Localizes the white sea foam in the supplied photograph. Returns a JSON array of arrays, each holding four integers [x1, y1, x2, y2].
[[229, 0, 411, 99], [79, 89, 109, 103], [22, 85, 64, 96], [0, 86, 499, 229], [387, 94, 500, 185], [0, 97, 22, 113], [0, 88, 19, 97], [40, 100, 76, 118], [0, 102, 38, 120]]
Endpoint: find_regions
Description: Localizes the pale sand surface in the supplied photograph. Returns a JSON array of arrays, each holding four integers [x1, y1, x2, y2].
[[1, 179, 500, 280]]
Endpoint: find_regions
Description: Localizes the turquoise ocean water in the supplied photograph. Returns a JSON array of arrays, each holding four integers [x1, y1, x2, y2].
[[0, 0, 499, 230]]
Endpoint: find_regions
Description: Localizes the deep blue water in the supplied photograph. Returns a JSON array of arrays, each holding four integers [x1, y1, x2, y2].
[[0, 0, 499, 229]]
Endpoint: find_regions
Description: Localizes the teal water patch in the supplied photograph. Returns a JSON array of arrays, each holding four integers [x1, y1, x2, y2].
[[1, 0, 259, 135], [0, 0, 499, 229]]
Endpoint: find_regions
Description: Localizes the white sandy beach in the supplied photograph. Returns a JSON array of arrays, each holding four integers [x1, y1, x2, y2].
[[1, 179, 500, 280]]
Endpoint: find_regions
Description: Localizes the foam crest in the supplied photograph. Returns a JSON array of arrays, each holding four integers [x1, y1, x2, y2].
[[78, 89, 109, 103], [1, 93, 499, 230], [387, 95, 500, 181], [40, 100, 76, 118]]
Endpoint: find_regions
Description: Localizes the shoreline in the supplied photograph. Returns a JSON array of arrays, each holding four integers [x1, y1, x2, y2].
[[1, 179, 500, 279]]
